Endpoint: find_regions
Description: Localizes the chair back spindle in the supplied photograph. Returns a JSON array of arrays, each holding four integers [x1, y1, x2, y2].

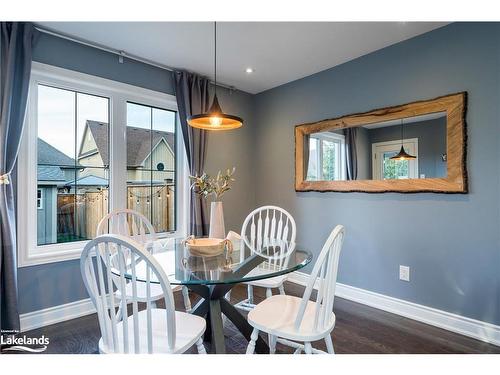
[[241, 206, 297, 271]]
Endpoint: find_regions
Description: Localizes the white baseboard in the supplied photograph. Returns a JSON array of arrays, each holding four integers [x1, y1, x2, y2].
[[288, 271, 500, 347], [20, 298, 96, 332]]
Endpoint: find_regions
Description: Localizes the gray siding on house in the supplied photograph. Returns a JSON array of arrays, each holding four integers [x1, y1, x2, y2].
[[254, 22, 500, 325], [36, 186, 57, 245]]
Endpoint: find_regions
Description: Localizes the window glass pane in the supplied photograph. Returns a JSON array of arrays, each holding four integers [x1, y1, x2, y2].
[[73, 167, 109, 240], [37, 85, 109, 246], [383, 152, 409, 179], [77, 92, 109, 168], [151, 172, 175, 233], [38, 85, 75, 166], [322, 139, 337, 181], [126, 103, 152, 170], [152, 108, 176, 181], [307, 138, 319, 181], [127, 103, 177, 233]]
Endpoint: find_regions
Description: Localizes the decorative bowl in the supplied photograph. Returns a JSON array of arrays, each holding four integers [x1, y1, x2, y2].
[[182, 237, 233, 257]]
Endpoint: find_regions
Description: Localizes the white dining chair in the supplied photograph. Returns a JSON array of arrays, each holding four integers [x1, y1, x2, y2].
[[80, 234, 206, 354], [246, 225, 345, 354], [231, 206, 297, 312], [96, 209, 192, 315]]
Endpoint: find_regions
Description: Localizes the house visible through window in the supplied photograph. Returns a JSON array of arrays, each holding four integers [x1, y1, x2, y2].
[[37, 85, 109, 246], [307, 132, 346, 181], [126, 102, 177, 233]]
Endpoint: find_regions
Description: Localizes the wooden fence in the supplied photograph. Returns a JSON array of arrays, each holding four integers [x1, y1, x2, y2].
[[57, 185, 174, 240]]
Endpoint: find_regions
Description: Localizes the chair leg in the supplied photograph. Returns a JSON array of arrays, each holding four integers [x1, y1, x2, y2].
[[246, 328, 259, 354], [196, 338, 206, 354], [247, 285, 254, 304], [304, 342, 313, 354], [325, 335, 335, 354], [279, 284, 285, 295], [182, 286, 192, 313], [266, 288, 272, 299], [269, 334, 277, 354]]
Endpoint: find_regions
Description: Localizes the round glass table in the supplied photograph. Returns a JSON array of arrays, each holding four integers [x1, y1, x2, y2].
[[121, 239, 312, 354]]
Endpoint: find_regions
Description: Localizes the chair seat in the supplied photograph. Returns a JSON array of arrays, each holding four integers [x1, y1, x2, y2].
[[243, 268, 288, 288], [247, 295, 335, 342], [99, 308, 206, 354], [116, 282, 181, 302]]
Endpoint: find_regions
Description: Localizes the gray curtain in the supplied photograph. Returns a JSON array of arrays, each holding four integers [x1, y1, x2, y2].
[[0, 22, 38, 333], [343, 127, 358, 180], [303, 134, 310, 179], [174, 70, 210, 236]]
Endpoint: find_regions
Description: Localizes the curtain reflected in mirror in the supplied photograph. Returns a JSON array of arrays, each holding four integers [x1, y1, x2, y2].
[[343, 127, 357, 180]]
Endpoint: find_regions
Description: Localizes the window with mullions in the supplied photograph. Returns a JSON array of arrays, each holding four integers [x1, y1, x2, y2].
[[307, 132, 346, 181], [126, 102, 177, 233], [37, 84, 109, 246]]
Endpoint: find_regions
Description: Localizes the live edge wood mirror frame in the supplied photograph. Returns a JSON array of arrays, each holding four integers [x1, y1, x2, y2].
[[295, 92, 468, 193]]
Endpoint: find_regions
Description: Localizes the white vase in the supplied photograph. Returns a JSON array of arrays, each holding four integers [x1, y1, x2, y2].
[[209, 201, 225, 239]]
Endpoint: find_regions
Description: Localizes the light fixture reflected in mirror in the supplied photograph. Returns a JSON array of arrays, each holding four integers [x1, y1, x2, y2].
[[390, 119, 416, 161], [187, 22, 243, 131]]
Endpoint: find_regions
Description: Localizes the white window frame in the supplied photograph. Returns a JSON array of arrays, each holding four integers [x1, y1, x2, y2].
[[18, 62, 189, 267], [371, 138, 419, 180], [309, 132, 346, 181], [37, 188, 43, 210]]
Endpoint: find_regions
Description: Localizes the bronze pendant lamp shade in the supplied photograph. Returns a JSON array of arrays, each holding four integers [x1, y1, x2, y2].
[[390, 119, 416, 161], [187, 22, 243, 131]]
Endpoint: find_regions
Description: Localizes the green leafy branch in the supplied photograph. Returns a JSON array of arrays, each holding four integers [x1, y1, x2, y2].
[[189, 167, 236, 201]]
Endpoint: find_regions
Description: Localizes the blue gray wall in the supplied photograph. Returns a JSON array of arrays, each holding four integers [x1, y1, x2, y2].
[[18, 32, 256, 314], [254, 22, 500, 325]]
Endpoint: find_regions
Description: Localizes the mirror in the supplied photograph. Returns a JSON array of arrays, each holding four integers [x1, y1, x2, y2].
[[295, 92, 467, 193]]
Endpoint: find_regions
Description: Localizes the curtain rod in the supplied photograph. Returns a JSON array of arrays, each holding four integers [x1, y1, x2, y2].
[[34, 24, 236, 92]]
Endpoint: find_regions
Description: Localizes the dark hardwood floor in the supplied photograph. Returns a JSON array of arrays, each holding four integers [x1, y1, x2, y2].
[[15, 282, 500, 354]]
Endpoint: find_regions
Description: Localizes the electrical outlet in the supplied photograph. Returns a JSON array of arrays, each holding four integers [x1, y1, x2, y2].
[[399, 265, 410, 282]]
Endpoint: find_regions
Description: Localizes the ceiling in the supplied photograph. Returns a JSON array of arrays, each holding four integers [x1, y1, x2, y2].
[[37, 22, 448, 94]]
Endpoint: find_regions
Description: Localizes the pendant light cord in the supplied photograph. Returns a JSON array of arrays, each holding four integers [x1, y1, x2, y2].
[[400, 119, 404, 147], [214, 21, 217, 97]]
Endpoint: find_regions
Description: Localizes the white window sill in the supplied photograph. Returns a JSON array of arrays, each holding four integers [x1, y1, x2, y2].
[[18, 241, 89, 267], [18, 232, 188, 268]]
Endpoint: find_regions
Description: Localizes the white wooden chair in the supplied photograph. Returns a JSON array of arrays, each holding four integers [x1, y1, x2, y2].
[[96, 209, 191, 315], [231, 206, 297, 312], [246, 225, 345, 354], [80, 234, 206, 354]]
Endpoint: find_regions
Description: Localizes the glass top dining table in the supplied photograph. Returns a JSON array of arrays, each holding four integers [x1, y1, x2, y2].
[[120, 238, 312, 354], [124, 238, 312, 286]]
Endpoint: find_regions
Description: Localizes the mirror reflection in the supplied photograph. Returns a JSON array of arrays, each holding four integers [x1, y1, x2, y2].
[[305, 112, 447, 181]]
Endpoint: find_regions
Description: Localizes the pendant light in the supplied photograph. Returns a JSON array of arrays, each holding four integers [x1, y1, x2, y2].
[[390, 119, 416, 161], [188, 22, 243, 131]]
